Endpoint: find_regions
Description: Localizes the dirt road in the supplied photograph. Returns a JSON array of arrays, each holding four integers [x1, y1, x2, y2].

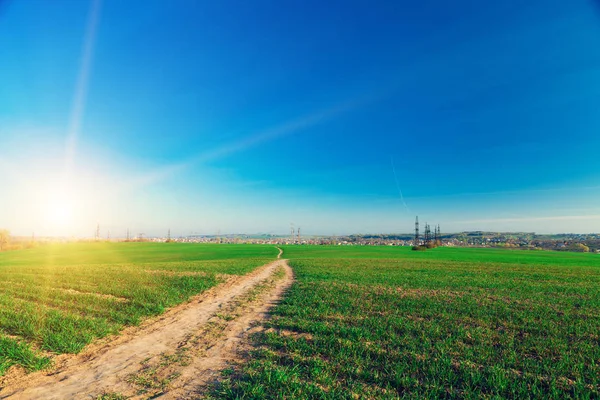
[[1, 258, 293, 399]]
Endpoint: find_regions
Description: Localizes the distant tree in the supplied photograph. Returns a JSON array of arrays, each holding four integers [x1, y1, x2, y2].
[[0, 229, 9, 251], [569, 243, 590, 253]]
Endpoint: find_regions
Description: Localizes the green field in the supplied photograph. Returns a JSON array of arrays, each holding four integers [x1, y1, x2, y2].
[[2, 243, 600, 398], [0, 242, 277, 267], [214, 246, 600, 399], [0, 243, 276, 375], [281, 245, 600, 266]]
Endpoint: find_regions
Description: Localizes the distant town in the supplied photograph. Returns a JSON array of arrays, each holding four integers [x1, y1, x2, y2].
[[6, 231, 600, 253]]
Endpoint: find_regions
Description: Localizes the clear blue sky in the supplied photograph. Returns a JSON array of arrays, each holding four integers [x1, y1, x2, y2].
[[1, 0, 600, 236]]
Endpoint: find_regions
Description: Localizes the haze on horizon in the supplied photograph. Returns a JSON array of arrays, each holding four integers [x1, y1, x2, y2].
[[1, 0, 600, 238]]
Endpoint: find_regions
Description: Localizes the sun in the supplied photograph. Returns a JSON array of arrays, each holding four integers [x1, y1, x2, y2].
[[44, 192, 76, 228], [47, 200, 74, 225]]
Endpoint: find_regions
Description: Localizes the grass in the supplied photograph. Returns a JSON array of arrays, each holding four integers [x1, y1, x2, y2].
[[280, 245, 600, 267], [4, 243, 600, 397], [0, 243, 276, 375], [213, 246, 600, 399], [0, 242, 277, 267], [96, 392, 127, 400]]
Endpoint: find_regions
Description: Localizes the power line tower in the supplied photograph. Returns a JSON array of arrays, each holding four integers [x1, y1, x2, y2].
[[95, 223, 100, 241], [297, 227, 301, 243], [126, 228, 130, 241], [107, 230, 110, 241], [167, 229, 171, 242], [414, 216, 420, 246], [290, 223, 295, 243]]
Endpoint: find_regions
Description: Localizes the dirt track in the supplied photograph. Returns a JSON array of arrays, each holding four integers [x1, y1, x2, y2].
[[0, 258, 293, 399]]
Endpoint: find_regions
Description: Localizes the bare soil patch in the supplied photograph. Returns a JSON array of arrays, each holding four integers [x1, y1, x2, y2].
[[56, 287, 129, 303]]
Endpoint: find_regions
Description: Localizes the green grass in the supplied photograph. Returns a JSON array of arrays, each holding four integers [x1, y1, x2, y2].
[[0, 243, 276, 375], [4, 242, 600, 397], [281, 245, 600, 267], [213, 248, 600, 399], [0, 242, 277, 267]]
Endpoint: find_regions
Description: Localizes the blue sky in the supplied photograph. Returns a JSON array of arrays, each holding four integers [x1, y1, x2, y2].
[[1, 0, 600, 236]]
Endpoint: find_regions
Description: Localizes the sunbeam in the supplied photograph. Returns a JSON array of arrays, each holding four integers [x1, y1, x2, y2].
[[127, 91, 388, 190], [64, 0, 102, 176]]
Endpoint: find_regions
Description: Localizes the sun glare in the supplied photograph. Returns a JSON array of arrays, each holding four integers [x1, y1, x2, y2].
[[44, 191, 77, 229]]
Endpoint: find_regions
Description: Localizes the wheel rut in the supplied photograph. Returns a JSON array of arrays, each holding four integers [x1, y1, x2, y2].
[[0, 259, 294, 399]]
